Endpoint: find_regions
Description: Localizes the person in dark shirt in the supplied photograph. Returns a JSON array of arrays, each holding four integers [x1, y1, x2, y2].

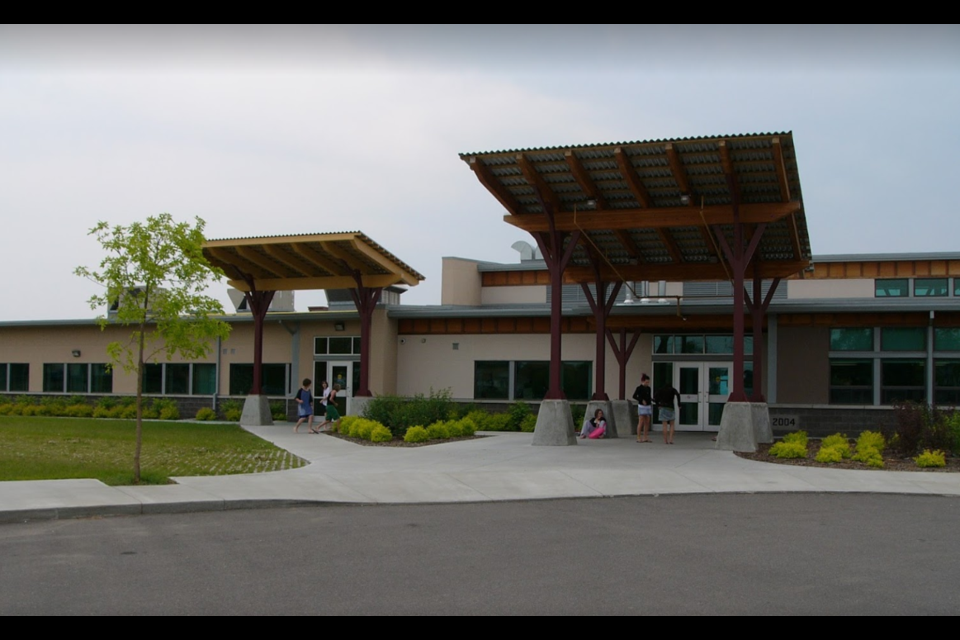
[[632, 373, 653, 443], [654, 383, 681, 445], [294, 378, 314, 434]]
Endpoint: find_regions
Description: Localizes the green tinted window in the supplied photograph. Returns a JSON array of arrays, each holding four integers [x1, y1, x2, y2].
[[679, 336, 704, 354], [881, 327, 925, 351], [165, 364, 190, 395], [914, 278, 948, 297], [192, 363, 217, 395], [43, 364, 64, 393], [67, 363, 89, 393], [91, 364, 113, 394], [9, 364, 29, 392], [935, 360, 960, 405], [0, 365, 6, 392], [935, 328, 960, 351], [653, 336, 674, 354], [514, 361, 548, 400], [144, 364, 163, 394], [875, 279, 909, 297], [561, 361, 592, 401], [705, 336, 733, 354], [829, 359, 874, 405], [881, 359, 925, 404], [475, 361, 509, 399], [830, 328, 873, 351]]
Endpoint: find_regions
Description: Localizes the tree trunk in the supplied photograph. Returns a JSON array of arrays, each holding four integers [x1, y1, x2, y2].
[[135, 323, 144, 484]]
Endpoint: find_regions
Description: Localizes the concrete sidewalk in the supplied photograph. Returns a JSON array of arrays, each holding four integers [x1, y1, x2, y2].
[[2, 426, 959, 523]]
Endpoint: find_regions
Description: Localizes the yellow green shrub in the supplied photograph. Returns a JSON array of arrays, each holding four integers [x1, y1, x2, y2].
[[852, 447, 884, 468], [815, 446, 846, 463], [820, 434, 851, 458], [857, 430, 885, 453], [370, 425, 393, 443], [459, 417, 478, 436], [427, 421, 450, 440], [770, 441, 807, 459], [195, 407, 217, 421], [914, 449, 946, 468], [782, 431, 808, 447], [404, 426, 429, 443]]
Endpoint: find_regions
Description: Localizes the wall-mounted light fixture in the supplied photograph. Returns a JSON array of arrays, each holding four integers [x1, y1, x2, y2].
[[71, 350, 81, 358], [334, 322, 345, 332], [679, 193, 691, 205]]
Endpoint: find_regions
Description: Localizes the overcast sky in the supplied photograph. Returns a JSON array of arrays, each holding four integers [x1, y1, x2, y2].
[[2, 25, 959, 321]]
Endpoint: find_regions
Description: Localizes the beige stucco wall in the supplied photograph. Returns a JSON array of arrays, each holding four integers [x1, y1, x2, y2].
[[395, 332, 652, 400], [777, 325, 829, 403], [441, 258, 482, 306], [787, 279, 874, 299], [480, 285, 546, 305]]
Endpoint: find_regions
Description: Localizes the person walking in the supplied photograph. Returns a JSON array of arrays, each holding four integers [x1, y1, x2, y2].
[[293, 378, 314, 434], [632, 373, 653, 443], [315, 383, 342, 433], [654, 382, 681, 445]]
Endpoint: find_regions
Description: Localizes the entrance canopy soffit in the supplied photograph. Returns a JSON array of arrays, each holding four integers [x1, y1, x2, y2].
[[203, 232, 425, 293], [460, 132, 813, 283]]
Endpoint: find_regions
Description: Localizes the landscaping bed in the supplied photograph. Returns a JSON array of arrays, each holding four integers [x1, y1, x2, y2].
[[736, 442, 960, 472]]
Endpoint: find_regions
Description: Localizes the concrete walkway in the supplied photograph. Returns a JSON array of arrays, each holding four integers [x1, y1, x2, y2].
[[2, 427, 959, 523]]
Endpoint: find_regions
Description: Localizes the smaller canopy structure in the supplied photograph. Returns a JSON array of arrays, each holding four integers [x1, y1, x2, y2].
[[203, 232, 424, 406]]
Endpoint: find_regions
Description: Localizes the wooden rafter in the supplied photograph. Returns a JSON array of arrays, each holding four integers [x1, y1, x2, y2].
[[235, 246, 291, 279], [207, 248, 261, 283], [291, 243, 343, 276], [227, 274, 400, 293], [613, 229, 643, 263], [657, 229, 683, 263], [351, 238, 420, 286], [504, 202, 799, 232], [565, 150, 607, 208], [771, 137, 792, 202], [517, 153, 560, 212], [263, 244, 313, 276], [321, 241, 366, 272], [718, 140, 741, 204], [468, 157, 522, 215], [664, 143, 691, 197], [614, 147, 651, 208], [564, 260, 808, 283]]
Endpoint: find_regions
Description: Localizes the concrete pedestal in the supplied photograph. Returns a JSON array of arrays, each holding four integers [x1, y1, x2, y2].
[[240, 395, 274, 427], [350, 396, 373, 419], [532, 400, 578, 446], [585, 400, 617, 438], [611, 400, 637, 437], [752, 403, 773, 444], [715, 402, 758, 452]]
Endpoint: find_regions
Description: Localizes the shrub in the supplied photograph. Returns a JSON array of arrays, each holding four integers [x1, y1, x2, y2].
[[852, 447, 884, 468], [64, 404, 94, 418], [947, 412, 960, 456], [220, 400, 243, 422], [370, 425, 393, 443], [770, 441, 807, 459], [363, 388, 455, 439], [856, 430, 886, 453], [520, 414, 537, 433], [570, 404, 586, 430], [0, 403, 13, 415], [446, 420, 464, 438], [354, 419, 375, 441], [426, 421, 450, 440], [196, 407, 217, 421], [782, 431, 808, 447], [914, 449, 946, 468], [153, 399, 180, 421], [338, 415, 360, 434], [508, 401, 532, 430], [270, 400, 287, 421], [815, 446, 845, 464], [404, 426, 429, 443], [820, 434, 851, 459], [458, 417, 478, 437]]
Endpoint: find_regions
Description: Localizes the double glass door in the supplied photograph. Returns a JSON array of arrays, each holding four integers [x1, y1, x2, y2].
[[675, 363, 733, 431]]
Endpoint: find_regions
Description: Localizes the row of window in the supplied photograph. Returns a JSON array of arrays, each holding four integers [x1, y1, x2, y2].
[[314, 337, 362, 356], [875, 278, 960, 298], [654, 334, 754, 355], [475, 361, 592, 401], [1, 363, 30, 392], [42, 364, 113, 394], [829, 359, 960, 405], [831, 327, 960, 352]]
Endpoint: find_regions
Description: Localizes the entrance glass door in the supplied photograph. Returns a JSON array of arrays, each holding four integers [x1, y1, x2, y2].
[[673, 362, 733, 431], [314, 361, 355, 416]]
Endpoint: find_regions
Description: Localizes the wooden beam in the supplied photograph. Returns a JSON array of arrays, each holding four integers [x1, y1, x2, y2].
[[664, 143, 690, 196], [263, 244, 314, 277], [468, 156, 522, 215], [771, 137, 792, 202], [321, 241, 367, 272], [351, 238, 422, 285], [613, 229, 643, 262], [565, 150, 607, 208], [503, 202, 800, 232], [206, 248, 265, 282], [227, 274, 401, 293], [564, 260, 809, 283], [614, 147, 651, 208], [291, 243, 344, 276], [517, 153, 560, 212], [788, 212, 803, 261], [204, 232, 360, 250], [657, 229, 683, 263], [235, 246, 291, 279], [718, 140, 741, 204]]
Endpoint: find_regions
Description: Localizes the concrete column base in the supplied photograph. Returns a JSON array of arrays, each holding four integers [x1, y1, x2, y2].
[[350, 396, 373, 418], [611, 400, 637, 436], [240, 395, 274, 426], [585, 400, 617, 438], [715, 402, 758, 452], [752, 403, 774, 444], [532, 400, 577, 446]]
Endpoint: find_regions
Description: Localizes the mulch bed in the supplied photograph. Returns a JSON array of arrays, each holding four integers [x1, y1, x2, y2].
[[735, 442, 960, 472]]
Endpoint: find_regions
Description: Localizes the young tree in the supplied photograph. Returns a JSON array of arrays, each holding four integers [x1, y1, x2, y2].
[[75, 214, 231, 484]]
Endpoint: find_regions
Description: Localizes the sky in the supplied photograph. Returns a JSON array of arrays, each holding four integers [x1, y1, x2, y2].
[[2, 24, 959, 321]]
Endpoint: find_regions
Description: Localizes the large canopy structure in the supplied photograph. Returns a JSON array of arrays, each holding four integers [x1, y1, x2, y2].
[[461, 132, 812, 409], [203, 232, 423, 409]]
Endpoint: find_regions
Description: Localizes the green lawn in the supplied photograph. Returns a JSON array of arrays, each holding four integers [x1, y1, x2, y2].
[[0, 416, 306, 486]]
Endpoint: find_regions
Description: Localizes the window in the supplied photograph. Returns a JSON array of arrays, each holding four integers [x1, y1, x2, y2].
[[229, 363, 289, 396], [475, 361, 509, 399], [8, 364, 29, 392], [39, 364, 111, 394], [653, 334, 753, 355], [881, 359, 925, 404], [315, 337, 361, 356], [145, 362, 215, 395], [830, 360, 874, 404], [875, 279, 909, 297], [914, 278, 948, 297], [935, 328, 960, 352], [164, 364, 190, 395], [935, 360, 960, 405], [956, 279, 960, 297], [192, 363, 217, 395], [830, 328, 873, 351], [881, 327, 925, 352]]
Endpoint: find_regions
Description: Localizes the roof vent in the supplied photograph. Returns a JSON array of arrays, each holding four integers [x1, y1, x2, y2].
[[512, 240, 542, 262]]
